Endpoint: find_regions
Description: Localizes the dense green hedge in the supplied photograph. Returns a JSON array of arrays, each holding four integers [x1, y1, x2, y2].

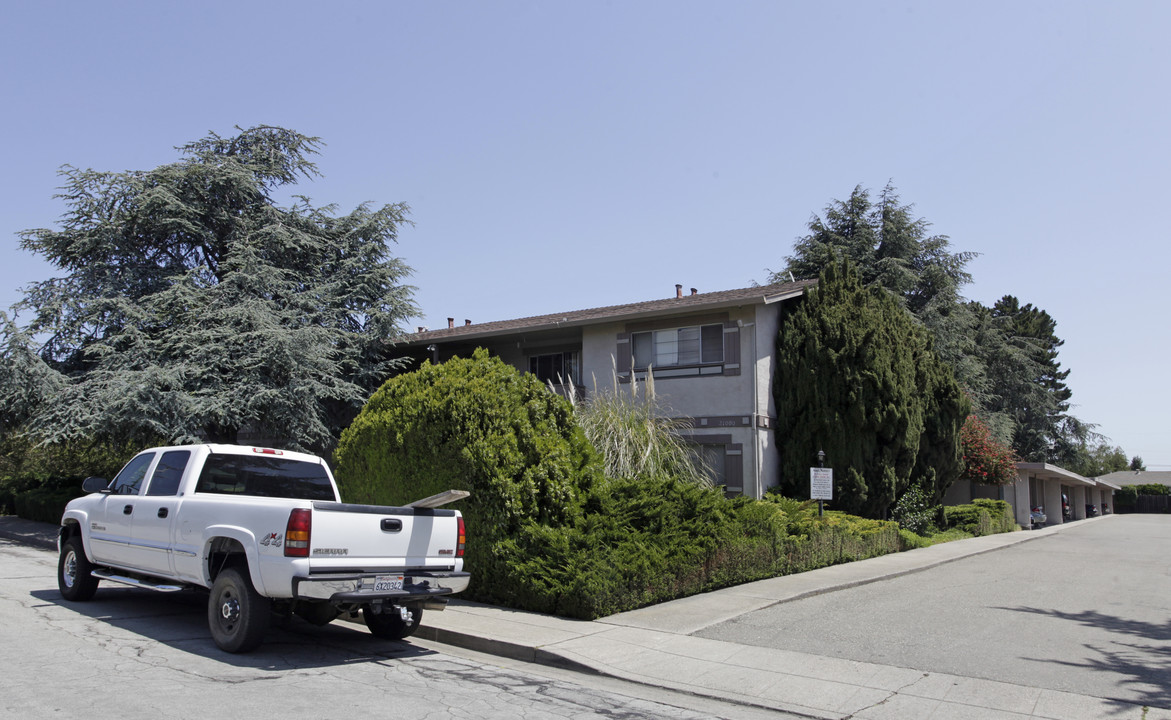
[[334, 350, 603, 606], [334, 352, 911, 620], [481, 478, 906, 619], [1115, 484, 1171, 513], [1, 434, 143, 519], [11, 487, 81, 524], [943, 498, 1017, 536]]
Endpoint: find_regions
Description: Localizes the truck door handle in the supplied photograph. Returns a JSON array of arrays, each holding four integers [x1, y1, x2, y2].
[[123, 505, 133, 515], [380, 518, 402, 532], [157, 508, 169, 519]]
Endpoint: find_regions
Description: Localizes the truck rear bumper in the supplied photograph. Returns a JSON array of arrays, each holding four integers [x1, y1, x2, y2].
[[292, 571, 470, 603]]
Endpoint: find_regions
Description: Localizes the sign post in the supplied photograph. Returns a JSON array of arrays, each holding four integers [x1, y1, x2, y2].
[[810, 449, 832, 517]]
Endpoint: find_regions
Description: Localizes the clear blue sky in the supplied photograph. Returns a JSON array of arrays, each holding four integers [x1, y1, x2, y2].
[[3, 2, 1167, 468]]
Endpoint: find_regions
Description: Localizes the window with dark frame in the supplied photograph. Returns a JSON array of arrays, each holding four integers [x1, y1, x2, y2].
[[528, 351, 580, 385], [632, 324, 723, 370]]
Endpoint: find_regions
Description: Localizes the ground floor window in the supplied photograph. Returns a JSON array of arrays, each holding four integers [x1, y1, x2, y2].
[[686, 438, 743, 496], [528, 351, 579, 385]]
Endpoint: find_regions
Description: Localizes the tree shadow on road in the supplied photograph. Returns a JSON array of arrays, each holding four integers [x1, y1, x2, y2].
[[994, 605, 1171, 712], [32, 587, 439, 671]]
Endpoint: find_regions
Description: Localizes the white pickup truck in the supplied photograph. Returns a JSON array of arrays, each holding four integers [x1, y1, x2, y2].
[[56, 443, 469, 653]]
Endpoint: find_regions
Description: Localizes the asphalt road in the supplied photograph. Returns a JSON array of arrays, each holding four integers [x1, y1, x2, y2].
[[0, 539, 784, 720], [696, 514, 1171, 709]]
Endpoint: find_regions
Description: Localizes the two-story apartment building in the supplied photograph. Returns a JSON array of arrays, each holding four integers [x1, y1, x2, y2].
[[398, 280, 815, 499]]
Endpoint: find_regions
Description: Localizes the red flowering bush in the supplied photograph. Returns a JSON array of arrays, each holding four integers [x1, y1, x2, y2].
[[960, 416, 1018, 486]]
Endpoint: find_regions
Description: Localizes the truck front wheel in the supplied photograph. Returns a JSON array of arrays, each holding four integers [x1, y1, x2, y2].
[[58, 535, 99, 601], [208, 566, 271, 653], [363, 604, 422, 640]]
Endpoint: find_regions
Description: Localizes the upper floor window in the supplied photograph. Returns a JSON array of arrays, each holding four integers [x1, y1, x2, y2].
[[632, 324, 723, 370], [529, 351, 579, 385]]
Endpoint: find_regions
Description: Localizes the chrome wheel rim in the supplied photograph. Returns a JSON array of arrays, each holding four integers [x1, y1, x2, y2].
[[219, 592, 240, 626], [63, 550, 77, 589]]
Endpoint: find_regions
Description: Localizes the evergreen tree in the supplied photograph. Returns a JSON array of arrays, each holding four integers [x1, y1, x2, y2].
[[774, 260, 968, 518], [3, 126, 416, 454], [770, 183, 979, 394], [985, 296, 1074, 462], [773, 183, 976, 318]]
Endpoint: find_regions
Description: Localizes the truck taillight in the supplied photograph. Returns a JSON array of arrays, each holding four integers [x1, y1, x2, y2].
[[285, 508, 311, 557], [456, 515, 465, 558]]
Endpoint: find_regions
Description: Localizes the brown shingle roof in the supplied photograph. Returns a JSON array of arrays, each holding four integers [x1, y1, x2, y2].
[[400, 279, 816, 345], [1096, 470, 1171, 487]]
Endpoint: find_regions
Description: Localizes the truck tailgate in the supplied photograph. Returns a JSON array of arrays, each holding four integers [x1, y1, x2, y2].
[[307, 502, 461, 570]]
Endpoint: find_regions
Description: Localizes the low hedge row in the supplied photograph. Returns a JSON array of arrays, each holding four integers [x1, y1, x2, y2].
[[943, 498, 1017, 536], [8, 487, 80, 525], [474, 476, 906, 620]]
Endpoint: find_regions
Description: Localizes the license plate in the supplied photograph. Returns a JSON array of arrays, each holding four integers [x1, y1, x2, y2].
[[373, 575, 404, 592]]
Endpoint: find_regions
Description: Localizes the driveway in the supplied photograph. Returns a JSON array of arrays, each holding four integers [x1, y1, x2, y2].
[[695, 514, 1171, 709]]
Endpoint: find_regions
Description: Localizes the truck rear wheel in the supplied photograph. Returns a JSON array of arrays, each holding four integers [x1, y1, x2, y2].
[[208, 566, 271, 653], [58, 535, 99, 601], [363, 605, 422, 640]]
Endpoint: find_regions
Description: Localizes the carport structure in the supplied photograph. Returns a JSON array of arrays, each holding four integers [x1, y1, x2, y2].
[[1094, 477, 1120, 514], [1015, 462, 1102, 526]]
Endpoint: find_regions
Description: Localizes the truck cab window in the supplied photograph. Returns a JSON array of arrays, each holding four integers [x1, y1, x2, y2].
[[109, 453, 156, 495], [146, 450, 191, 496]]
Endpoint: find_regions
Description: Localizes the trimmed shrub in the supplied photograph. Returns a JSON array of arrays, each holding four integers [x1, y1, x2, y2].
[[12, 487, 81, 524], [1134, 483, 1169, 496], [944, 499, 1017, 536], [892, 481, 937, 535], [1, 434, 148, 519], [1114, 485, 1137, 510], [333, 350, 603, 606], [492, 481, 906, 620]]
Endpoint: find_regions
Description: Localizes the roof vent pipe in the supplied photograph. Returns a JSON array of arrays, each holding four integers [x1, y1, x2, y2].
[[675, 284, 683, 298], [464, 319, 471, 326], [691, 288, 697, 296], [417, 326, 425, 333], [447, 317, 454, 329]]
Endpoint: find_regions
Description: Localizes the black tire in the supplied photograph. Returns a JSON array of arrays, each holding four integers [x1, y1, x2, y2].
[[363, 605, 422, 640], [208, 566, 271, 653], [58, 534, 99, 602]]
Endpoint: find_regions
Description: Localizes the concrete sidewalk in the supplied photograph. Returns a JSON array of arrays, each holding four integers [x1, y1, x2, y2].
[[4, 514, 1165, 719]]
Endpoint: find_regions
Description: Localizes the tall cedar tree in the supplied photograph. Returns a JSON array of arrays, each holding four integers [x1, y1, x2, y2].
[[771, 184, 982, 411], [4, 126, 416, 454], [774, 260, 968, 518]]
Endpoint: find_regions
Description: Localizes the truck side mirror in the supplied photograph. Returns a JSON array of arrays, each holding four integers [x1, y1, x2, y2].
[[82, 476, 111, 494]]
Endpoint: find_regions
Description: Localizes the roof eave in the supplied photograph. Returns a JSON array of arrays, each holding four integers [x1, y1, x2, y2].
[[1015, 462, 1097, 487], [399, 283, 812, 347]]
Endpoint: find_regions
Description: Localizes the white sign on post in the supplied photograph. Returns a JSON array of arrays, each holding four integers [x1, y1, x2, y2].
[[810, 467, 834, 500]]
